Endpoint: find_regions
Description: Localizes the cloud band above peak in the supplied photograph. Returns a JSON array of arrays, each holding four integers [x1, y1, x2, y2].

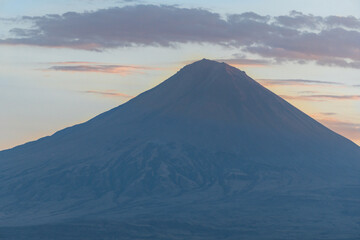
[[2, 5, 360, 69]]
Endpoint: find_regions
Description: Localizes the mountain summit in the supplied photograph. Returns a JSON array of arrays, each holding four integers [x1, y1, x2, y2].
[[1, 59, 360, 239]]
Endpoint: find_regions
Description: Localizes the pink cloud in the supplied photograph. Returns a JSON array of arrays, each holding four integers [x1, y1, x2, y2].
[[280, 94, 360, 101], [313, 116, 360, 146], [46, 62, 158, 75], [84, 90, 133, 98], [259, 79, 343, 87]]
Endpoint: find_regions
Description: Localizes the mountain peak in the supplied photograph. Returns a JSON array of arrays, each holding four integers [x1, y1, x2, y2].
[[168, 59, 248, 90], [185, 58, 241, 72], [194, 58, 224, 65]]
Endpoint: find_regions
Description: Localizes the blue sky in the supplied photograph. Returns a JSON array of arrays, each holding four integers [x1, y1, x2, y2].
[[1, 0, 360, 149]]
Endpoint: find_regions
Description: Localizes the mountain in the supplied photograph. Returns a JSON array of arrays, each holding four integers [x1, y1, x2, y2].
[[0, 59, 360, 239]]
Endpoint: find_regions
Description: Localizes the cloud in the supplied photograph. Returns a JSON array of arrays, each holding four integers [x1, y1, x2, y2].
[[47, 62, 156, 75], [275, 11, 360, 30], [281, 94, 360, 101], [316, 118, 360, 145], [316, 58, 360, 69], [319, 112, 337, 116], [306, 95, 360, 100], [275, 11, 322, 29], [215, 56, 272, 67], [325, 15, 360, 29], [0, 17, 18, 22], [2, 5, 229, 50], [321, 119, 360, 131], [84, 90, 133, 98], [258, 79, 343, 87], [227, 12, 270, 23], [310, 112, 360, 145], [322, 120, 360, 130], [1, 5, 360, 68]]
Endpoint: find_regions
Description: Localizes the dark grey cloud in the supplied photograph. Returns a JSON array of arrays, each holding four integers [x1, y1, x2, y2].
[[228, 12, 270, 23], [275, 11, 322, 29], [316, 58, 360, 69], [1, 5, 360, 69], [3, 5, 230, 49], [275, 11, 360, 30], [325, 15, 360, 29], [244, 28, 360, 66]]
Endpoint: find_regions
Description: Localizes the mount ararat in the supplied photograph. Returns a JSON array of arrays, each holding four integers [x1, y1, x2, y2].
[[1, 59, 359, 239]]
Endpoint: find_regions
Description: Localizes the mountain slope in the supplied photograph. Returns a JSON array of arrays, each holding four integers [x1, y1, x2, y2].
[[0, 59, 359, 239]]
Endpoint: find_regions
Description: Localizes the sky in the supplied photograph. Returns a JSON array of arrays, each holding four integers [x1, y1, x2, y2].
[[1, 0, 360, 150]]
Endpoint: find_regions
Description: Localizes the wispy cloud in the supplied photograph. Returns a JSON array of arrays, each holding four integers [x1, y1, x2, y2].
[[215, 54, 272, 67], [46, 61, 156, 75], [1, 5, 360, 69], [0, 17, 18, 22], [281, 94, 360, 101], [320, 119, 360, 131], [319, 112, 337, 116], [84, 90, 133, 98], [304, 95, 360, 100], [258, 79, 343, 87], [316, 118, 360, 145]]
